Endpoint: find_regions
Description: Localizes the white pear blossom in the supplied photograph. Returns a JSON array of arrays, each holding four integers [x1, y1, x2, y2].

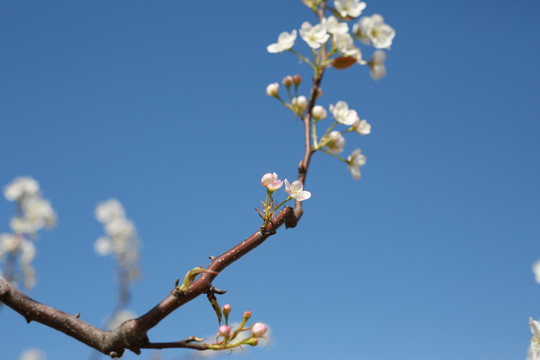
[[353, 14, 395, 49], [352, 118, 371, 135], [330, 101, 359, 126], [299, 21, 329, 49], [266, 82, 279, 97], [284, 179, 311, 201], [530, 318, 540, 360], [267, 30, 297, 53], [19, 348, 46, 360], [324, 16, 349, 35], [292, 95, 308, 114], [4, 177, 39, 201], [334, 0, 366, 18], [347, 148, 367, 180], [332, 33, 366, 64], [96, 199, 125, 223], [261, 172, 283, 192], [322, 130, 346, 154], [369, 49, 387, 80], [312, 105, 327, 120], [95, 199, 140, 284], [533, 260, 540, 283], [0, 233, 20, 258]]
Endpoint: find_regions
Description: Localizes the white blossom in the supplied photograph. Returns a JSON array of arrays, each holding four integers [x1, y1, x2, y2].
[[284, 179, 311, 201], [530, 318, 540, 360], [324, 16, 349, 35], [299, 21, 329, 49], [347, 148, 367, 180], [312, 105, 327, 120], [369, 50, 387, 80], [267, 30, 297, 53], [4, 177, 39, 201], [0, 233, 20, 258], [96, 199, 125, 224], [322, 130, 346, 154], [19, 348, 46, 360], [332, 33, 366, 64], [292, 96, 308, 115], [334, 0, 366, 18], [266, 82, 279, 97], [352, 118, 371, 135], [533, 260, 540, 283], [330, 101, 359, 126], [353, 14, 395, 49]]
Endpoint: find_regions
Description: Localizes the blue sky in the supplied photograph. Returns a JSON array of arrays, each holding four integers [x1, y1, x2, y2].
[[1, 0, 539, 359]]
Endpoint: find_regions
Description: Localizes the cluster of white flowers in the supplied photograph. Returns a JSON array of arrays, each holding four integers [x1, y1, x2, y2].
[[4, 177, 56, 236], [94, 199, 140, 284], [0, 177, 56, 289], [267, 0, 395, 80]]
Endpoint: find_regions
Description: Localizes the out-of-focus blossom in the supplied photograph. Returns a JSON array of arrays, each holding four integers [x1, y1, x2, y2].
[[530, 318, 540, 360], [261, 172, 283, 192], [0, 233, 20, 257], [334, 0, 366, 18], [324, 16, 349, 35], [322, 130, 346, 154], [353, 14, 395, 49], [284, 179, 311, 201], [352, 118, 371, 135], [19, 348, 46, 360], [292, 96, 308, 115], [369, 50, 387, 80], [347, 148, 367, 180], [106, 309, 137, 330], [332, 33, 366, 64], [299, 21, 329, 49], [96, 199, 125, 223], [330, 101, 359, 126], [267, 30, 297, 53], [252, 322, 268, 338], [4, 177, 39, 201], [312, 105, 327, 120], [95, 199, 140, 284], [533, 260, 540, 283], [266, 83, 280, 97]]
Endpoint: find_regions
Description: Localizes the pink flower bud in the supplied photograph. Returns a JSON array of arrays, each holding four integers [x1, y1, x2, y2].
[[251, 322, 268, 338], [222, 304, 231, 315], [282, 75, 293, 87], [292, 74, 302, 86], [266, 82, 279, 97], [218, 325, 231, 337], [243, 311, 252, 319]]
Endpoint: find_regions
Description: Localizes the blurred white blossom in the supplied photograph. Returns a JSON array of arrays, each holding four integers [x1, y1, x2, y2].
[[330, 101, 359, 126], [95, 199, 140, 284], [369, 50, 387, 80], [530, 318, 540, 360], [19, 348, 46, 360], [299, 21, 329, 49], [352, 118, 371, 135], [4, 177, 39, 201], [324, 16, 349, 35], [347, 148, 367, 180], [334, 0, 366, 18], [267, 30, 297, 53], [106, 309, 137, 330], [332, 33, 365, 64], [353, 14, 395, 49], [322, 130, 346, 154]]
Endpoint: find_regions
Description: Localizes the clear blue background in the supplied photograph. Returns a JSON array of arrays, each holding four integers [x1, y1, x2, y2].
[[1, 1, 539, 359]]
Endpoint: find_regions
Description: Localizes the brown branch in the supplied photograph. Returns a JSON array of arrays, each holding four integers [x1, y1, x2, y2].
[[140, 337, 209, 351]]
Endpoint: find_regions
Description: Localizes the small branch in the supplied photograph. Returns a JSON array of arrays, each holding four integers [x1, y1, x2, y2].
[[141, 337, 209, 351]]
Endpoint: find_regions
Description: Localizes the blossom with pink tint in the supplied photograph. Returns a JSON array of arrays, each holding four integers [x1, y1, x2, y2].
[[261, 172, 283, 192], [251, 322, 268, 338]]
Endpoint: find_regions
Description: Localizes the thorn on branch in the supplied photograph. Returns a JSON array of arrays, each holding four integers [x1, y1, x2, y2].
[[209, 256, 215, 260], [75, 312, 80, 319]]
